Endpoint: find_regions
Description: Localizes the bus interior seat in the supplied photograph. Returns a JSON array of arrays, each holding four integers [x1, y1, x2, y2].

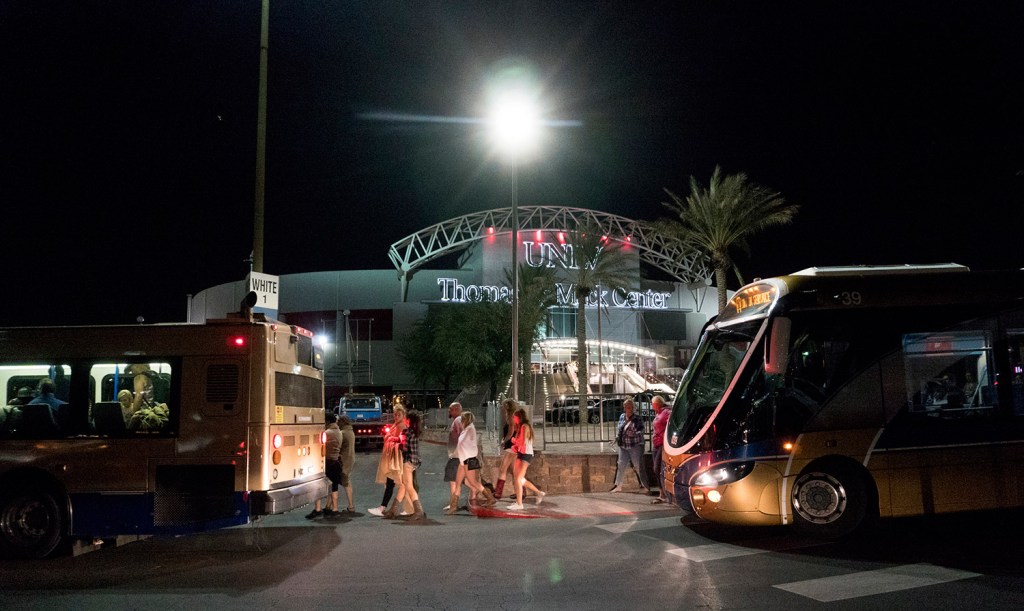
[[18, 403, 59, 437], [92, 402, 127, 436]]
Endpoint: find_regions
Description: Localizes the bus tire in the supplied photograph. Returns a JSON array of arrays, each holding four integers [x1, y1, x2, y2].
[[791, 465, 867, 539], [0, 485, 66, 559]]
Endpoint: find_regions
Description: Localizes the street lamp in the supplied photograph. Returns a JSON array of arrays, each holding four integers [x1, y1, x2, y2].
[[488, 88, 543, 403]]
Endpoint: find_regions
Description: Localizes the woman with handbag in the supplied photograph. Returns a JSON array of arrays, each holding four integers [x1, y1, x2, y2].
[[454, 411, 496, 511], [371, 406, 407, 518], [391, 411, 426, 521]]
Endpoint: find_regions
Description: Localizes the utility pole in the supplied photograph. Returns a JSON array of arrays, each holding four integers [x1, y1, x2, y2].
[[252, 0, 269, 272]]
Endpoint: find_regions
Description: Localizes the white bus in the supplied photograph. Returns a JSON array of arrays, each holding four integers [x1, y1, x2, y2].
[[0, 301, 329, 558]]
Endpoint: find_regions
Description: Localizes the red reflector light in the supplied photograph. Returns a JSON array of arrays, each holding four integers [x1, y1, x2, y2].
[[273, 434, 283, 449], [228, 336, 247, 347]]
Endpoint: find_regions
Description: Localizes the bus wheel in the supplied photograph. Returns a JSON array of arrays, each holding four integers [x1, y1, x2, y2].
[[791, 467, 866, 539], [0, 486, 65, 559]]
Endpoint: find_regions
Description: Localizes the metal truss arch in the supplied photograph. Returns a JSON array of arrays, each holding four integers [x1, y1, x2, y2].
[[387, 206, 710, 301]]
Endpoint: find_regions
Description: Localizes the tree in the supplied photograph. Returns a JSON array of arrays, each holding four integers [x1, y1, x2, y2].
[[561, 225, 635, 407], [656, 165, 798, 311], [398, 301, 510, 400], [506, 263, 558, 402]]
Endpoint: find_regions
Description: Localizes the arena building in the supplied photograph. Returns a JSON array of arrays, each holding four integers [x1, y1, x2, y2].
[[189, 207, 722, 403]]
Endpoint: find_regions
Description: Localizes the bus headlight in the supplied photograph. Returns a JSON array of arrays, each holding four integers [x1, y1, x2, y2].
[[692, 462, 754, 488]]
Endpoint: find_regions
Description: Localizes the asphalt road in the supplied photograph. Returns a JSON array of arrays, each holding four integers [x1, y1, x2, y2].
[[2, 441, 1022, 610]]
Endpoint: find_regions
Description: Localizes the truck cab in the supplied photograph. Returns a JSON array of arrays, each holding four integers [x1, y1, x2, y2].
[[337, 393, 388, 448]]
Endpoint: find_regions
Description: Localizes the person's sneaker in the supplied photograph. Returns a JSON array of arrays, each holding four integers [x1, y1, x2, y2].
[[507, 502, 524, 511], [367, 506, 385, 517], [609, 485, 622, 493], [536, 491, 546, 505], [305, 509, 322, 519]]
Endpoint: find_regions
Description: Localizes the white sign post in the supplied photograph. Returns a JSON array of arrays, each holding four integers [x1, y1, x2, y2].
[[246, 271, 280, 318]]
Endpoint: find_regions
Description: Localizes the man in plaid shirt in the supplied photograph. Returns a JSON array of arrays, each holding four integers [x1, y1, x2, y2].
[[610, 399, 651, 493]]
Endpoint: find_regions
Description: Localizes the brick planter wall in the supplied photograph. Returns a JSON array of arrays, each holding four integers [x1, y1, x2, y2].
[[422, 429, 656, 495], [477, 452, 654, 495]]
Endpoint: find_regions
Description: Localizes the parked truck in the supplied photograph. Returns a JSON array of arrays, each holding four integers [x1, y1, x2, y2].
[[336, 393, 390, 448]]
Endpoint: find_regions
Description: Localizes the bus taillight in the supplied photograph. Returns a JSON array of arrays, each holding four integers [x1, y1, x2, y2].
[[228, 335, 247, 347], [273, 434, 283, 449]]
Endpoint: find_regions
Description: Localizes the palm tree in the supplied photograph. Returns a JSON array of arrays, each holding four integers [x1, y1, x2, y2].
[[656, 165, 798, 311], [562, 225, 634, 406], [505, 264, 558, 402]]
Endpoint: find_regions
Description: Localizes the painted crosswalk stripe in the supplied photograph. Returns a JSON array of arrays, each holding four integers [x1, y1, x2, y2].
[[663, 537, 825, 563], [595, 517, 683, 533], [773, 563, 981, 602], [665, 542, 769, 562]]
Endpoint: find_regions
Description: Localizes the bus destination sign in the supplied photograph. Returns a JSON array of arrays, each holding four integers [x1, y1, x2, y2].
[[720, 283, 777, 321]]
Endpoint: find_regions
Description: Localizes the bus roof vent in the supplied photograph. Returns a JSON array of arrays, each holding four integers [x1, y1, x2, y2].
[[791, 263, 970, 277]]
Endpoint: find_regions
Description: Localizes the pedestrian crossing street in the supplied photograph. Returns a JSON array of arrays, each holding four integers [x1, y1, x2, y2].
[[594, 517, 982, 602]]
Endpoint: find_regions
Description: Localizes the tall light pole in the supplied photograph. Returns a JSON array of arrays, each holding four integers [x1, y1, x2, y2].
[[489, 89, 542, 403], [253, 0, 269, 273]]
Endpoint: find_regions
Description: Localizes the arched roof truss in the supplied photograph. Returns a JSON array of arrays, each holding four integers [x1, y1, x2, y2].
[[387, 206, 710, 301]]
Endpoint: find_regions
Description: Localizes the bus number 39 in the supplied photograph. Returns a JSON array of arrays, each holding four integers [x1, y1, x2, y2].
[[838, 291, 863, 305]]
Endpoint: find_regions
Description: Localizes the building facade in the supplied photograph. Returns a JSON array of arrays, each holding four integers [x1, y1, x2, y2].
[[189, 207, 721, 399]]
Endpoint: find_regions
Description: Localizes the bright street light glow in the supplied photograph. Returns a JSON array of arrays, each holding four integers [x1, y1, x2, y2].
[[488, 90, 543, 159]]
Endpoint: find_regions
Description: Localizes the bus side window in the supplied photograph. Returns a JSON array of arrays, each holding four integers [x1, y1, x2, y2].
[[1, 365, 72, 438], [902, 331, 996, 418], [90, 363, 175, 435]]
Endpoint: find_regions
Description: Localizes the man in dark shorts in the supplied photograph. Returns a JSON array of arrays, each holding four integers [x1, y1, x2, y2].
[[307, 412, 343, 519]]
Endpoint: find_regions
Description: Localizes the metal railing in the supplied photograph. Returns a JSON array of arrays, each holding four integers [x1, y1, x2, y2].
[[539, 391, 657, 451]]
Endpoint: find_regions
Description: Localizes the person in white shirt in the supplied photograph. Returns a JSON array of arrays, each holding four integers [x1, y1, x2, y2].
[[455, 411, 496, 509]]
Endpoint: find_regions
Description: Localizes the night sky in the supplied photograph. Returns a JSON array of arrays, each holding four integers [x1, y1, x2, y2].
[[2, 1, 1022, 327]]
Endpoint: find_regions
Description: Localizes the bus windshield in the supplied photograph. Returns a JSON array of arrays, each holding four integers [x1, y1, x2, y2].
[[669, 319, 762, 448]]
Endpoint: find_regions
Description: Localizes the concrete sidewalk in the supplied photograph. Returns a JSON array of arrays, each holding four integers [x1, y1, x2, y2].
[[467, 489, 678, 519]]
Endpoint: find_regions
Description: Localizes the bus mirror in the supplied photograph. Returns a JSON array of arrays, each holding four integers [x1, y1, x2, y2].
[[765, 317, 791, 376]]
